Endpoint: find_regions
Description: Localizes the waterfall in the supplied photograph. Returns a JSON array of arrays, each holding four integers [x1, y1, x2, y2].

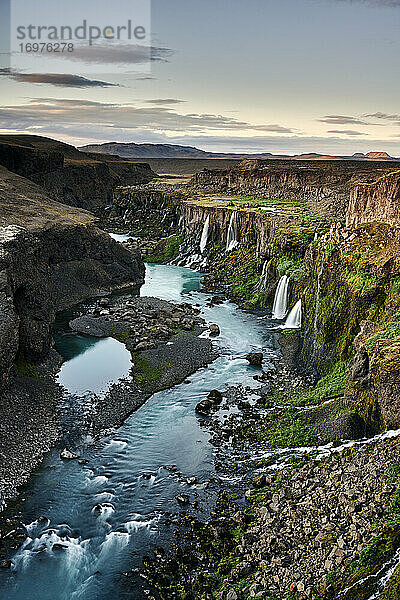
[[226, 212, 238, 252], [199, 215, 210, 254], [254, 260, 269, 293], [272, 275, 290, 319], [313, 267, 323, 334], [282, 299, 302, 329]]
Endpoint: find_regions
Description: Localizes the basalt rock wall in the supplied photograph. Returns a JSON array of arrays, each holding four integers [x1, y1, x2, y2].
[[347, 170, 400, 227], [0, 167, 145, 383], [191, 160, 398, 218], [113, 185, 292, 254], [0, 136, 156, 213]]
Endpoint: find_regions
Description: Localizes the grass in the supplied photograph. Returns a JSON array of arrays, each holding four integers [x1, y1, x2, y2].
[[147, 234, 183, 263], [14, 352, 40, 379], [133, 355, 164, 386], [263, 407, 318, 448], [297, 361, 348, 406]]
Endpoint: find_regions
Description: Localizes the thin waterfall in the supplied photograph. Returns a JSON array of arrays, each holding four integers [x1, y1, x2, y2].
[[254, 260, 269, 293], [282, 299, 302, 329], [226, 212, 238, 252], [199, 215, 210, 254], [272, 275, 290, 319], [313, 266, 323, 333]]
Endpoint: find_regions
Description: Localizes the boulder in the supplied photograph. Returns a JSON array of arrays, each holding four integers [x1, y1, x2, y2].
[[60, 448, 79, 460], [195, 399, 214, 416], [207, 389, 223, 404], [209, 323, 221, 336], [176, 494, 190, 505], [246, 352, 263, 367]]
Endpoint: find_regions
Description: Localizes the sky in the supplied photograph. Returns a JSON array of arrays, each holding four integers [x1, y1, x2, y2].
[[0, 0, 400, 155]]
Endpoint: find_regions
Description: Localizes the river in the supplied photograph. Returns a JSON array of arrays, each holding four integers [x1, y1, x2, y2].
[[0, 252, 278, 600]]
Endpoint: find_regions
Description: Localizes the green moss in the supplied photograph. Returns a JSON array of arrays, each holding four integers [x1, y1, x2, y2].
[[342, 269, 380, 296], [14, 352, 41, 379], [299, 361, 348, 406], [259, 407, 318, 448], [277, 256, 305, 280], [366, 322, 400, 352], [205, 241, 264, 305], [147, 234, 183, 263], [133, 355, 164, 385]]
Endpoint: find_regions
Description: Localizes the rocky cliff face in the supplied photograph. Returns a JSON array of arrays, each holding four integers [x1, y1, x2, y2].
[[111, 179, 400, 435], [0, 135, 156, 213], [347, 170, 400, 227], [112, 184, 294, 256], [0, 167, 144, 381], [192, 160, 398, 218]]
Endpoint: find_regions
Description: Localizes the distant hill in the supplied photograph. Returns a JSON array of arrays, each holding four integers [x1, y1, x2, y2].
[[79, 142, 399, 161], [366, 151, 394, 160], [80, 142, 212, 159]]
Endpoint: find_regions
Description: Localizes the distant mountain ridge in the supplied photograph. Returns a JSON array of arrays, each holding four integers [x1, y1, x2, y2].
[[79, 142, 399, 161]]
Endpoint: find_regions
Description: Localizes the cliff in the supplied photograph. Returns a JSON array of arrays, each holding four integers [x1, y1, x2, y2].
[[347, 170, 400, 227], [0, 135, 157, 213], [191, 160, 398, 218], [0, 166, 144, 381], [111, 177, 400, 435]]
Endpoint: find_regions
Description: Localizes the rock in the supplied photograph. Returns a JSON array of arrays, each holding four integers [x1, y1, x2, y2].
[[253, 474, 267, 489], [211, 296, 224, 305], [37, 516, 48, 523], [78, 459, 88, 465], [176, 494, 190, 505], [52, 543, 68, 551], [98, 297, 110, 307], [186, 477, 198, 486], [348, 350, 369, 382], [163, 464, 177, 472], [226, 589, 241, 600], [195, 399, 214, 416], [60, 448, 79, 460], [207, 389, 223, 404], [246, 352, 263, 367], [209, 323, 221, 337], [0, 560, 12, 569], [135, 341, 154, 351]]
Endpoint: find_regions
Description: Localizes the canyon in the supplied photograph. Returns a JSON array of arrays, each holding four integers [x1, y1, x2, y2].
[[1, 137, 400, 600]]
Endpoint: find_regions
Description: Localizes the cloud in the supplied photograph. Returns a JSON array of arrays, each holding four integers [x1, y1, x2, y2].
[[252, 124, 295, 133], [0, 97, 294, 136], [145, 99, 186, 105], [48, 43, 174, 65], [0, 97, 398, 155], [363, 111, 400, 121], [319, 115, 368, 125], [335, 0, 400, 6], [327, 129, 365, 136], [0, 68, 118, 88]]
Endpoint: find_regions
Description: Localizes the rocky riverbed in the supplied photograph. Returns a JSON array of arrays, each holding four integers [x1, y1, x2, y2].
[[140, 352, 400, 600], [0, 284, 218, 526], [66, 292, 219, 433]]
